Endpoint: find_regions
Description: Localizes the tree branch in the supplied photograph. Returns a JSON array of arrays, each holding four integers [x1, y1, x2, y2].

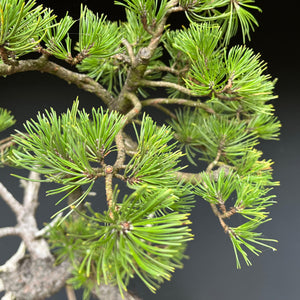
[[0, 182, 23, 216], [139, 79, 195, 96], [22, 171, 40, 213], [0, 55, 117, 109], [175, 165, 232, 185], [116, 0, 184, 113], [144, 65, 188, 77], [124, 92, 142, 122], [122, 38, 135, 65], [0, 242, 26, 273], [0, 227, 21, 239], [142, 97, 216, 114], [92, 284, 142, 300], [66, 285, 77, 300], [114, 131, 126, 170]]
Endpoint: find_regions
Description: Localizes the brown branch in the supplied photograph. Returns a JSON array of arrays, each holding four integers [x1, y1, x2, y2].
[[122, 38, 135, 65], [0, 54, 117, 109], [175, 171, 204, 185], [139, 79, 195, 96], [116, 0, 186, 113], [105, 165, 114, 218], [144, 65, 187, 77], [142, 97, 216, 114], [66, 285, 77, 300], [123, 92, 142, 122], [114, 131, 126, 170], [175, 165, 232, 185], [92, 284, 142, 300], [214, 92, 242, 101], [206, 148, 223, 173]]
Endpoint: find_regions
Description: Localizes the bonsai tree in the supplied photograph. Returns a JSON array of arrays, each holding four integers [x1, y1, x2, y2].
[[0, 0, 280, 299]]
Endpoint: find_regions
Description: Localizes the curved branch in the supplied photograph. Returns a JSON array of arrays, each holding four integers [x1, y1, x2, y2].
[[175, 165, 232, 185], [139, 79, 195, 96], [123, 92, 142, 122], [142, 97, 216, 114], [0, 55, 117, 109]]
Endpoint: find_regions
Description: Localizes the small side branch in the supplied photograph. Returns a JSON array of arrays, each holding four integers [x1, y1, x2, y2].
[[142, 97, 216, 114], [175, 165, 232, 185], [206, 147, 223, 173], [0, 227, 21, 239], [124, 92, 142, 122], [139, 79, 195, 96], [0, 174, 51, 259], [66, 285, 77, 300], [0, 182, 23, 216], [122, 39, 135, 65]]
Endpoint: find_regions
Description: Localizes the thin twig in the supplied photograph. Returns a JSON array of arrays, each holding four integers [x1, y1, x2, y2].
[[144, 65, 187, 76], [206, 148, 223, 173], [139, 79, 195, 96], [142, 97, 216, 114], [35, 212, 63, 238], [153, 104, 177, 119], [66, 285, 77, 300], [122, 38, 135, 65]]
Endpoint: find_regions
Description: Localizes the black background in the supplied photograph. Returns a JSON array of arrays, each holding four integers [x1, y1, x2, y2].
[[0, 1, 299, 299]]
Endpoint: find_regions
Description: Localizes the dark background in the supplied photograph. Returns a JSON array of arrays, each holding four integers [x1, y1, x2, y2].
[[0, 1, 299, 299]]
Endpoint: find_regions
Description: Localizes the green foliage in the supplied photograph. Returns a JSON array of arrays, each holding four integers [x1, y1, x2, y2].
[[181, 0, 261, 44], [235, 149, 279, 187], [0, 0, 281, 297], [173, 23, 222, 62], [43, 14, 75, 60], [10, 100, 125, 210], [125, 114, 183, 188], [0, 107, 15, 132], [170, 24, 277, 117], [49, 186, 193, 297], [0, 0, 55, 59], [74, 5, 123, 92], [121, 9, 152, 49], [170, 109, 259, 164], [195, 168, 277, 268], [224, 46, 277, 106], [76, 5, 121, 59], [0, 108, 15, 166], [115, 0, 169, 27]]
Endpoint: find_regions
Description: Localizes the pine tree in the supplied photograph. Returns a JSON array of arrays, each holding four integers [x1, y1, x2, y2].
[[0, 1, 280, 299]]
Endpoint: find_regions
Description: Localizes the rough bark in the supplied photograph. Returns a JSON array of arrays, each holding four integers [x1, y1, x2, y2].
[[0, 258, 71, 300]]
